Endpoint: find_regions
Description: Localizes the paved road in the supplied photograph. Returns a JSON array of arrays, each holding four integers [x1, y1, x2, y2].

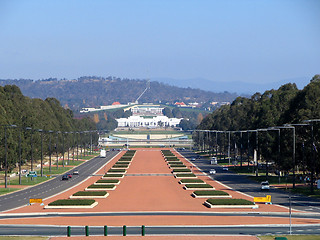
[[0, 224, 320, 236], [0, 151, 119, 212], [177, 149, 320, 213]]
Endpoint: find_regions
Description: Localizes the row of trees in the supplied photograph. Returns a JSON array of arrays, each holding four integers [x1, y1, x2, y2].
[[0, 85, 97, 173], [196, 75, 320, 181]]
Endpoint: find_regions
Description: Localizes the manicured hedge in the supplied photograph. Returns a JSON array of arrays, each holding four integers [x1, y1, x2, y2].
[[48, 199, 95, 206], [175, 173, 196, 178], [185, 184, 213, 188], [170, 165, 187, 168], [108, 169, 126, 173], [180, 179, 205, 184], [206, 199, 254, 205], [112, 165, 128, 168], [96, 179, 119, 184], [73, 191, 107, 196], [168, 161, 183, 165], [103, 174, 123, 177], [172, 169, 192, 173], [87, 184, 115, 189], [193, 190, 228, 196]]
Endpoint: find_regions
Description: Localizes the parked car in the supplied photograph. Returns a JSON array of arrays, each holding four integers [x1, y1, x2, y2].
[[61, 174, 69, 180], [73, 169, 79, 175], [209, 169, 216, 175], [261, 181, 270, 191]]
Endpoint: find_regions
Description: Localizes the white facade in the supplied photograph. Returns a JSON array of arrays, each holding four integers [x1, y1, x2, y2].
[[116, 115, 182, 128]]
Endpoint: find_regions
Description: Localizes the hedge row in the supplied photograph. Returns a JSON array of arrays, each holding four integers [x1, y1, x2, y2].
[[96, 179, 119, 184], [185, 184, 213, 189], [193, 190, 228, 196], [48, 199, 95, 206], [87, 184, 115, 189], [180, 179, 204, 184], [73, 191, 107, 196], [206, 198, 254, 205]]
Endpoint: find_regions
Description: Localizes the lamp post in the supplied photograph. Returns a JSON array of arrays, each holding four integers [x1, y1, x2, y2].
[[38, 129, 43, 177], [48, 130, 53, 173], [56, 131, 60, 169], [3, 124, 17, 188], [257, 129, 268, 180], [18, 127, 22, 185]]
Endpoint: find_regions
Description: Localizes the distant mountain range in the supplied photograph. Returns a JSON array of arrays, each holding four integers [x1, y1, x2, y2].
[[152, 76, 311, 94], [0, 77, 238, 111]]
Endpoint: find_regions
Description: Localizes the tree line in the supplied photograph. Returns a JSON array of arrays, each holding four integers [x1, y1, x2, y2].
[[0, 85, 97, 173], [196, 75, 320, 183]]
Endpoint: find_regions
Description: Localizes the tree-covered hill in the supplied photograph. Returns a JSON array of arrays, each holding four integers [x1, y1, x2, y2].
[[0, 77, 238, 111], [198, 75, 320, 131]]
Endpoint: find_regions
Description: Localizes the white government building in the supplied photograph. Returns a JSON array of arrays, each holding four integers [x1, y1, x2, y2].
[[116, 115, 182, 128]]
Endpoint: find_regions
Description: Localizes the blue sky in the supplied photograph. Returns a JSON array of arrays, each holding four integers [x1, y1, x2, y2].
[[0, 0, 319, 89]]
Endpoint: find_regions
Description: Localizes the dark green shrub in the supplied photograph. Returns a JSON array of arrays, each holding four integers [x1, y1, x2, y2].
[[206, 199, 254, 205], [48, 199, 95, 206], [73, 191, 107, 196], [87, 184, 115, 189], [193, 190, 228, 196], [185, 184, 213, 188], [180, 179, 204, 183], [96, 179, 119, 184]]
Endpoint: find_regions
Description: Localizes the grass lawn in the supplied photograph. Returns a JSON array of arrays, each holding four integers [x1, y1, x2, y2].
[[259, 235, 320, 240], [248, 175, 295, 184], [0, 188, 20, 195], [8, 176, 51, 186], [58, 160, 85, 166], [0, 237, 48, 240], [284, 186, 320, 199]]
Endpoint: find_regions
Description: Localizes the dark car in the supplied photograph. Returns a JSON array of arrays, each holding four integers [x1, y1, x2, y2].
[[61, 174, 69, 180]]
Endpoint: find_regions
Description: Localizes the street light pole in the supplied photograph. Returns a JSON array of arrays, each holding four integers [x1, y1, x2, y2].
[[4, 124, 17, 188], [37, 129, 43, 177]]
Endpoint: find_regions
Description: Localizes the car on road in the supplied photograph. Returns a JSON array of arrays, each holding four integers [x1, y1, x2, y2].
[[66, 173, 72, 178], [209, 169, 216, 175], [261, 181, 270, 191], [222, 167, 229, 171], [73, 169, 79, 175], [61, 174, 69, 180], [191, 158, 196, 161]]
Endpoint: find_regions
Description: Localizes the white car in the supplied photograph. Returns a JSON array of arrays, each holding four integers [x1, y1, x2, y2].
[[222, 167, 229, 171], [209, 169, 216, 175], [261, 181, 270, 191]]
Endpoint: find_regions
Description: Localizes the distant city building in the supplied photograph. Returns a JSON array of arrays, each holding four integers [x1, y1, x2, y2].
[[116, 115, 182, 128], [129, 105, 163, 116]]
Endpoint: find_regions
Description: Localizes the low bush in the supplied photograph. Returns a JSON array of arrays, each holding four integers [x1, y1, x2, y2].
[[48, 199, 95, 206], [108, 169, 126, 173], [193, 190, 228, 196], [168, 161, 183, 165], [171, 165, 186, 168], [180, 179, 204, 184], [96, 179, 119, 184], [185, 184, 213, 188], [73, 191, 107, 196], [112, 165, 128, 168], [175, 173, 196, 178], [87, 184, 115, 189], [172, 169, 192, 173], [103, 174, 123, 178], [206, 198, 254, 205]]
